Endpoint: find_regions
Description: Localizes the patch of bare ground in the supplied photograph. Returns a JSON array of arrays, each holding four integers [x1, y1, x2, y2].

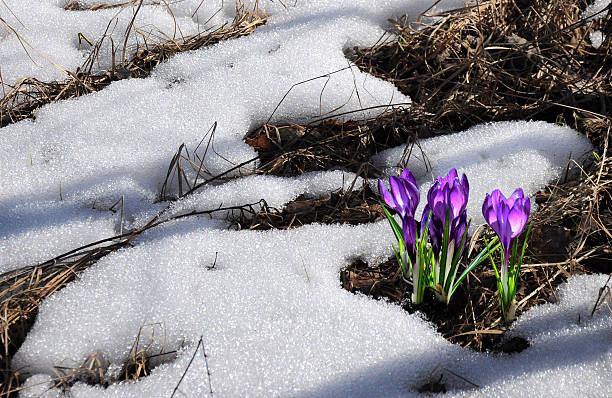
[[0, 1, 266, 128], [246, 110, 425, 177], [230, 186, 385, 231]]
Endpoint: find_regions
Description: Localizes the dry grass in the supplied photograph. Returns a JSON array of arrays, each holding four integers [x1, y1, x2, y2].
[[64, 1, 148, 11], [349, 0, 611, 146], [247, 110, 422, 177], [2, 324, 179, 396], [230, 186, 385, 231], [0, 1, 266, 128], [3, 351, 109, 396]]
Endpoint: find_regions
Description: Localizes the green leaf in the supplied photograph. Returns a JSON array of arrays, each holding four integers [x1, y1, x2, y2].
[[484, 236, 507, 303], [392, 243, 404, 277], [420, 210, 432, 244], [450, 235, 500, 297], [510, 234, 519, 273], [508, 222, 533, 304], [444, 218, 472, 296], [380, 202, 404, 246]]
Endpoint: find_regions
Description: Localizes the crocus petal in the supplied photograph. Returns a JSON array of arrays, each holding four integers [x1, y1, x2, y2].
[[510, 188, 525, 200], [400, 169, 420, 213], [507, 210, 526, 238], [505, 187, 522, 207], [378, 179, 397, 212], [421, 204, 431, 235], [489, 190, 505, 235], [401, 168, 417, 187], [402, 214, 417, 262], [508, 201, 529, 237], [453, 213, 468, 248], [389, 176, 408, 217], [499, 204, 514, 249], [449, 184, 466, 219], [430, 219, 443, 255], [406, 183, 420, 214], [482, 193, 494, 226], [431, 184, 450, 221], [483, 188, 531, 263], [461, 173, 469, 200], [403, 215, 417, 245]]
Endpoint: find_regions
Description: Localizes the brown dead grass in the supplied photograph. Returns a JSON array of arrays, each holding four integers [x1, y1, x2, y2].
[[65, 1, 145, 11], [348, 0, 611, 145], [247, 110, 421, 177], [230, 186, 385, 231]]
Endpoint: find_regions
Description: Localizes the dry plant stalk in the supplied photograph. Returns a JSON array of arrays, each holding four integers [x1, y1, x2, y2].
[[2, 351, 109, 396], [0, 1, 267, 128], [65, 1, 147, 11], [119, 323, 174, 382], [249, 110, 418, 177], [4, 323, 178, 396]]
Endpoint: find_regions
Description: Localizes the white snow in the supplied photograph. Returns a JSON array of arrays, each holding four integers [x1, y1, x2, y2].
[[590, 30, 606, 48], [583, 0, 611, 20], [583, 0, 610, 49], [0, 0, 609, 397], [18, 374, 61, 398]]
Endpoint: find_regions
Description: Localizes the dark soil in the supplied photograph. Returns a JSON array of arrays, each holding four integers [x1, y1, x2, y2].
[[230, 186, 385, 230]]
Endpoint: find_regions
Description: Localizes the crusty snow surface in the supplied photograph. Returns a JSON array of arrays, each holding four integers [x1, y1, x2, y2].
[[1, 1, 609, 397]]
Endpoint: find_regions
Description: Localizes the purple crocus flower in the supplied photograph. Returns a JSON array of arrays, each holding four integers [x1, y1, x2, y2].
[[482, 188, 531, 268], [420, 168, 470, 254], [378, 169, 420, 219], [378, 169, 420, 262], [402, 212, 418, 262]]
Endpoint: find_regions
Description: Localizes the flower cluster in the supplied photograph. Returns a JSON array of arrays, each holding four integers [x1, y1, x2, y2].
[[482, 188, 532, 322], [420, 169, 471, 303], [379, 169, 531, 321]]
